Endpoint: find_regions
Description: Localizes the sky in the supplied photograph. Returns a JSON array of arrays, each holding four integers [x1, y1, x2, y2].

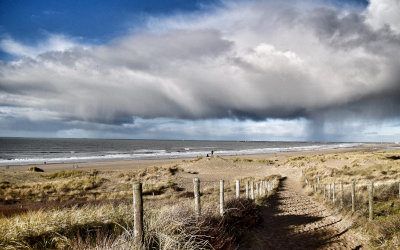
[[0, 0, 400, 142]]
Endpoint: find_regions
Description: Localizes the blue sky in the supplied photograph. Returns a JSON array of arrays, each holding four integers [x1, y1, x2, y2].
[[0, 0, 367, 49], [0, 0, 400, 141], [0, 0, 218, 44], [0, 0, 220, 60]]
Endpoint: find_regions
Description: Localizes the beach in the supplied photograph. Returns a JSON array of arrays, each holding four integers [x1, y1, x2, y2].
[[2, 143, 398, 188], [1, 143, 400, 248], [0, 137, 368, 166]]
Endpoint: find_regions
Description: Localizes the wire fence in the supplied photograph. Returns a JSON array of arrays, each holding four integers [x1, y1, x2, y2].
[[303, 175, 400, 221], [0, 176, 281, 218], [131, 176, 281, 246]]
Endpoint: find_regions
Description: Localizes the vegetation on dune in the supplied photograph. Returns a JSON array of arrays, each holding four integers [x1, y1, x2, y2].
[[0, 156, 281, 249], [294, 150, 400, 182], [304, 185, 400, 249], [300, 150, 400, 249], [28, 166, 44, 172], [0, 180, 279, 249], [0, 203, 132, 249], [232, 157, 275, 165], [0, 174, 107, 204], [364, 191, 400, 248], [143, 198, 262, 250], [5, 148, 400, 248], [0, 165, 184, 208], [44, 170, 87, 179], [366, 214, 400, 248]]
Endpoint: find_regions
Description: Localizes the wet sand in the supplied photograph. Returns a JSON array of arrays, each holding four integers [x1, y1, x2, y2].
[[2, 144, 382, 173]]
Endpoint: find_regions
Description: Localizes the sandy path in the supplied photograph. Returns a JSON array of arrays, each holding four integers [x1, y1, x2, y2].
[[241, 176, 363, 249]]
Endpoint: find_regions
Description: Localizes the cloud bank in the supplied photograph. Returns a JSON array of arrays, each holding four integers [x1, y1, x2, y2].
[[1, 0, 400, 140]]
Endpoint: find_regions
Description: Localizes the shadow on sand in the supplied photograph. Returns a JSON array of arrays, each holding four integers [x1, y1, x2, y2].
[[240, 178, 362, 250]]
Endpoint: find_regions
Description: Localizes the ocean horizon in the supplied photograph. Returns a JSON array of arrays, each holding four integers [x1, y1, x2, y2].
[[0, 137, 364, 166]]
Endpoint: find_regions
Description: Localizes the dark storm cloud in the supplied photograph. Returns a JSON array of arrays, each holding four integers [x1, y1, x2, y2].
[[0, 0, 399, 131], [306, 7, 400, 56], [320, 81, 400, 120]]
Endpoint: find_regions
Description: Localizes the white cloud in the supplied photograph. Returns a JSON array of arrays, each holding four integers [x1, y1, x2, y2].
[[0, 34, 80, 58], [366, 0, 400, 33], [1, 0, 400, 140], [122, 117, 309, 140], [0, 106, 61, 121]]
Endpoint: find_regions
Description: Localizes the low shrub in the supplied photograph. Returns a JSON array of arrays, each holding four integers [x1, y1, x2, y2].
[[28, 166, 44, 172]]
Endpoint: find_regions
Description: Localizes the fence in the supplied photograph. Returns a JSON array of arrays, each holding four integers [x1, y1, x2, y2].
[[303, 176, 400, 221], [0, 174, 280, 246], [0, 177, 279, 211], [132, 176, 280, 246]]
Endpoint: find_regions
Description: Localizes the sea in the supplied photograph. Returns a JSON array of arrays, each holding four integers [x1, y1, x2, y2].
[[0, 137, 362, 166]]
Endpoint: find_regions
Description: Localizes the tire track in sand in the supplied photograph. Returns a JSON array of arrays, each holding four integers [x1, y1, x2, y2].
[[241, 177, 363, 249]]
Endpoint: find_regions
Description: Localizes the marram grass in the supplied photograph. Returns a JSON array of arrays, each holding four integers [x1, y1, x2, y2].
[[0, 204, 132, 249], [0, 175, 280, 249]]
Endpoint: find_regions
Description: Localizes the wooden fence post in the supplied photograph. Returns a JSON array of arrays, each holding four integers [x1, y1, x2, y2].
[[219, 180, 224, 216], [314, 178, 317, 192], [328, 183, 332, 201], [258, 182, 262, 197], [261, 181, 264, 195], [235, 180, 240, 198], [250, 181, 255, 200], [351, 180, 356, 212], [263, 181, 266, 195], [398, 182, 400, 199], [340, 181, 344, 208], [369, 181, 374, 221], [263, 181, 267, 195], [193, 178, 201, 217], [255, 182, 258, 197], [260, 181, 263, 196], [133, 182, 144, 247], [323, 184, 326, 200], [332, 183, 336, 203], [245, 181, 249, 199]]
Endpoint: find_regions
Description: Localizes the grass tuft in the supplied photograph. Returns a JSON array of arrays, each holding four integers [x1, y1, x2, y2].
[[28, 167, 44, 172]]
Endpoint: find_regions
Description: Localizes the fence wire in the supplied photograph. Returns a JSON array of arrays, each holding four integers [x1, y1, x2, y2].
[[303, 175, 400, 220]]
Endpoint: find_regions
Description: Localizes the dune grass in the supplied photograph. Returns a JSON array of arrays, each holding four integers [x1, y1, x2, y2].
[[299, 150, 400, 249], [0, 165, 185, 207], [0, 172, 280, 249], [0, 203, 132, 249]]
